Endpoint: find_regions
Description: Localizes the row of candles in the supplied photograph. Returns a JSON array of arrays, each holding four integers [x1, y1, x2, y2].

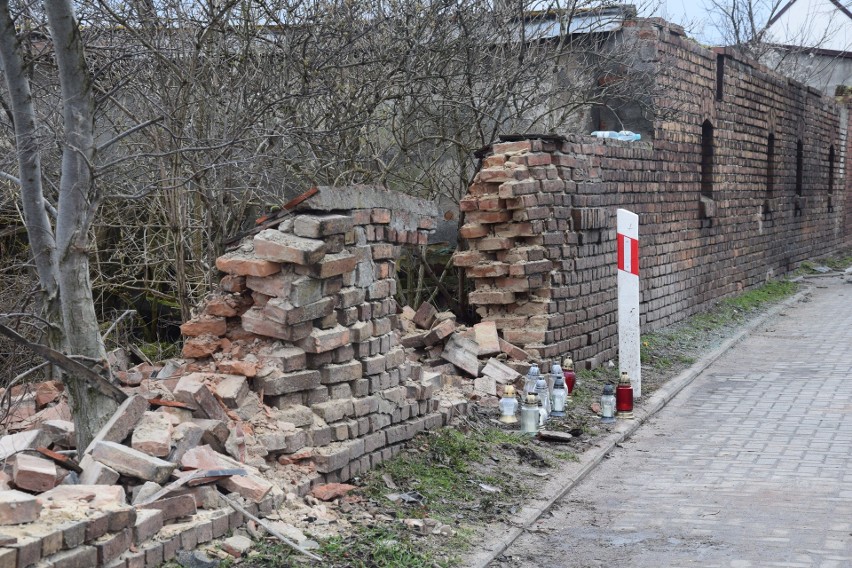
[[498, 358, 635, 434]]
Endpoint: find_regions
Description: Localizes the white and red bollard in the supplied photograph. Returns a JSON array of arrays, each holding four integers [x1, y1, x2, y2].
[[617, 208, 641, 398]]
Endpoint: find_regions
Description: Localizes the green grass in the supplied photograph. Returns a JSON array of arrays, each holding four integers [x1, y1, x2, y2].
[[790, 254, 852, 276]]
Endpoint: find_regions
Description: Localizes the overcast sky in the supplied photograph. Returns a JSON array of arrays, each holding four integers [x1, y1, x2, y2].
[[648, 0, 727, 44], [646, 0, 851, 51]]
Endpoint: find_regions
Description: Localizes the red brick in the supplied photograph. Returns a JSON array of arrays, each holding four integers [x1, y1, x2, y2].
[[216, 252, 281, 277], [459, 223, 489, 239], [310, 483, 357, 501], [220, 275, 246, 293], [465, 210, 511, 224], [0, 490, 41, 525], [468, 262, 509, 278], [181, 335, 225, 359], [452, 250, 483, 267], [469, 289, 515, 305], [180, 316, 227, 337]]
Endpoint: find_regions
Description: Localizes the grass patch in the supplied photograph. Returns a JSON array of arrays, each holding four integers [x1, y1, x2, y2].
[[219, 426, 545, 568], [790, 253, 852, 276], [638, 279, 797, 378], [361, 427, 527, 522], [235, 525, 451, 568]]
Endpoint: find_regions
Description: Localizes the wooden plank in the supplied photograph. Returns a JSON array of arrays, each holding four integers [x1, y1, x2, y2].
[[148, 398, 196, 410], [223, 186, 319, 247], [36, 447, 83, 474]]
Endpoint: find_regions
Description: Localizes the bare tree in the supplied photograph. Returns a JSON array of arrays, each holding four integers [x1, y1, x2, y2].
[[0, 0, 666, 394], [704, 0, 852, 90], [0, 0, 120, 449]]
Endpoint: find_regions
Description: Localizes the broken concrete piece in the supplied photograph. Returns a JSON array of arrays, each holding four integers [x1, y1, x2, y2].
[[440, 334, 482, 376], [91, 441, 175, 484], [0, 490, 41, 525], [83, 394, 150, 455]]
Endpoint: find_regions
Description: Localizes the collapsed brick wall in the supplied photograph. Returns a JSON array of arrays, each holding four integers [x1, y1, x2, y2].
[[178, 186, 447, 488], [455, 18, 850, 367]]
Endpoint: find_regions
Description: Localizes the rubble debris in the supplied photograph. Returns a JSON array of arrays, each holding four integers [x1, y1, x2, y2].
[[0, 186, 555, 566]]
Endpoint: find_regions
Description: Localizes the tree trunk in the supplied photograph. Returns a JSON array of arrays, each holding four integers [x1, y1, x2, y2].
[[45, 0, 119, 450], [0, 0, 63, 350]]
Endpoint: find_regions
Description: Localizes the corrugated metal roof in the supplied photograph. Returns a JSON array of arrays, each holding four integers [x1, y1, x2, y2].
[[513, 5, 629, 42]]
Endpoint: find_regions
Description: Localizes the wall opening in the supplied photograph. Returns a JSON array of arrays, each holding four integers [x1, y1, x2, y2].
[[766, 133, 775, 198], [828, 144, 835, 193], [715, 54, 725, 101], [828, 144, 835, 211], [795, 139, 803, 197], [701, 120, 714, 198]]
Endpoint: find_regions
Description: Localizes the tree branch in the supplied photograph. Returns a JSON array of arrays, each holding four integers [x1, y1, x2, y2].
[[0, 322, 127, 403]]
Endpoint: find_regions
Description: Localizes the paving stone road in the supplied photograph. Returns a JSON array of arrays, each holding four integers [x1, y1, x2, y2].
[[495, 278, 852, 568]]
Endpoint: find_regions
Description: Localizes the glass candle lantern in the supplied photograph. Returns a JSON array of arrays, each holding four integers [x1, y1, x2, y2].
[[551, 374, 567, 417], [524, 364, 540, 395], [601, 383, 616, 423], [535, 373, 551, 420], [563, 357, 576, 400], [499, 385, 519, 424], [520, 393, 540, 435], [616, 371, 634, 419]]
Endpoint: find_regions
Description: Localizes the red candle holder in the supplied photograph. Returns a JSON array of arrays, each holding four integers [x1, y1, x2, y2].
[[563, 357, 576, 398], [615, 371, 634, 419]]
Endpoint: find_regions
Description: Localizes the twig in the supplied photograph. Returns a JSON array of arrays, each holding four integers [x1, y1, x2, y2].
[[0, 362, 49, 430], [410, 247, 459, 309], [102, 309, 136, 342], [0, 323, 127, 403], [221, 493, 324, 562], [129, 344, 153, 366]]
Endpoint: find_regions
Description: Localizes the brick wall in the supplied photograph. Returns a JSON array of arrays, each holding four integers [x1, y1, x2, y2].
[[456, 18, 851, 368]]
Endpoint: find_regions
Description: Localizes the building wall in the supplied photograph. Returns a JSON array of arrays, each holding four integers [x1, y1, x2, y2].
[[455, 18, 851, 368]]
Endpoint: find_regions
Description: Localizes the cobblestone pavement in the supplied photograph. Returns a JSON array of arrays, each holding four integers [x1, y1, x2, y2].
[[495, 278, 852, 568]]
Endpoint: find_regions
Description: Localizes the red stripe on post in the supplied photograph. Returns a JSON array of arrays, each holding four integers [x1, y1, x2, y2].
[[617, 234, 639, 276], [630, 236, 639, 276]]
